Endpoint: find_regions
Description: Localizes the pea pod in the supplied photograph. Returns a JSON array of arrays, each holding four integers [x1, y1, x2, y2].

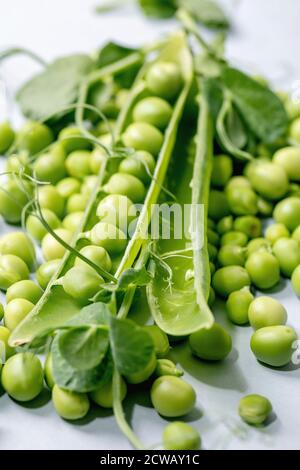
[[10, 33, 193, 347], [147, 84, 214, 336]]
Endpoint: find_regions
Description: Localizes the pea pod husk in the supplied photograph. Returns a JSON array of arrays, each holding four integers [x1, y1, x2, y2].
[[10, 32, 194, 347]]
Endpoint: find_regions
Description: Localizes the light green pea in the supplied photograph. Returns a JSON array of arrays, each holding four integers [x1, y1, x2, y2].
[[265, 223, 290, 245], [96, 194, 135, 233], [218, 245, 246, 267], [0, 232, 36, 269], [238, 394, 272, 425], [273, 146, 300, 181], [0, 121, 15, 153], [208, 190, 230, 221], [90, 148, 107, 175], [90, 378, 127, 408], [4, 298, 34, 331], [289, 117, 300, 143], [163, 422, 201, 450], [0, 180, 31, 224], [36, 259, 61, 289], [62, 266, 103, 301], [146, 61, 182, 100], [247, 238, 271, 256], [58, 126, 91, 153], [56, 177, 81, 199], [119, 150, 156, 184], [44, 352, 55, 389], [66, 193, 89, 214], [248, 296, 287, 330], [103, 173, 146, 203], [62, 212, 84, 232], [150, 376, 196, 418], [250, 325, 297, 367], [189, 323, 232, 361], [211, 155, 233, 187], [132, 96, 172, 130], [26, 209, 61, 243], [248, 162, 288, 200], [213, 266, 251, 298], [37, 185, 65, 218], [274, 197, 300, 231], [81, 175, 98, 196], [143, 325, 170, 358], [52, 385, 90, 420], [245, 251, 280, 290], [17, 121, 53, 155], [226, 186, 258, 216], [217, 216, 233, 235], [75, 245, 112, 273], [273, 237, 300, 277], [0, 254, 30, 290], [88, 222, 127, 255], [0, 326, 15, 359], [226, 288, 253, 325], [233, 216, 262, 239], [123, 122, 163, 157], [6, 280, 43, 304], [221, 231, 248, 247], [33, 151, 66, 184], [65, 150, 92, 179], [126, 352, 157, 384], [41, 228, 73, 261]]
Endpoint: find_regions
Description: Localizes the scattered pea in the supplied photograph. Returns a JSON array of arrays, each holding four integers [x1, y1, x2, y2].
[[189, 323, 232, 360], [250, 325, 297, 367], [238, 394, 272, 425]]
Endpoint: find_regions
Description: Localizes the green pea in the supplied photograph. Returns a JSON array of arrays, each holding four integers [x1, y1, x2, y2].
[[41, 228, 73, 261], [143, 325, 170, 358], [88, 222, 127, 254], [81, 175, 98, 196], [207, 218, 216, 230], [189, 323, 232, 361], [274, 197, 300, 231], [211, 155, 233, 187], [226, 176, 251, 191], [291, 264, 300, 296], [247, 238, 271, 256], [75, 245, 112, 273], [58, 126, 91, 153], [119, 150, 156, 184], [95, 119, 116, 137], [17, 121, 53, 155], [213, 266, 250, 298], [209, 262, 216, 276], [1, 352, 44, 401], [0, 254, 30, 290], [90, 378, 127, 408], [285, 98, 300, 120], [62, 266, 103, 301], [250, 325, 297, 367], [226, 288, 253, 325], [62, 211, 84, 232], [123, 123, 163, 157], [0, 179, 31, 224], [155, 359, 183, 377], [44, 352, 55, 389], [96, 194, 135, 233], [56, 177, 81, 199], [273, 237, 300, 277], [132, 97, 172, 130], [90, 147, 107, 175], [208, 243, 218, 261], [37, 185, 65, 218], [288, 183, 300, 197], [289, 117, 300, 143], [163, 422, 201, 450], [221, 231, 248, 247], [0, 121, 15, 153], [238, 394, 272, 425], [103, 173, 146, 203], [26, 209, 61, 243], [6, 280, 43, 304], [248, 162, 288, 200], [151, 376, 196, 418], [66, 193, 89, 214], [273, 146, 300, 181], [208, 190, 230, 221], [65, 150, 91, 180], [52, 384, 90, 420], [36, 259, 61, 289], [217, 216, 234, 235], [246, 251, 280, 289], [6, 151, 30, 175], [257, 197, 274, 217], [126, 351, 157, 384], [33, 151, 66, 184], [0, 326, 15, 359], [234, 216, 262, 239], [218, 245, 246, 267], [226, 186, 258, 216], [248, 296, 287, 330], [0, 232, 36, 269], [207, 229, 219, 247], [4, 298, 34, 331], [146, 61, 182, 100], [265, 223, 290, 245], [208, 286, 216, 306]]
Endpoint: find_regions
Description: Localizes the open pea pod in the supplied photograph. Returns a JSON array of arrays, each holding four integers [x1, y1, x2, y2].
[[146, 87, 214, 336], [10, 32, 193, 347]]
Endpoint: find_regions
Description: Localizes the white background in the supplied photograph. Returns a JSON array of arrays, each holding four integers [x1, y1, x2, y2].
[[0, 0, 300, 451]]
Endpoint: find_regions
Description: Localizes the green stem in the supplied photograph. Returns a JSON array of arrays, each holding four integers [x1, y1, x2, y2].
[[0, 47, 46, 66], [112, 368, 146, 450]]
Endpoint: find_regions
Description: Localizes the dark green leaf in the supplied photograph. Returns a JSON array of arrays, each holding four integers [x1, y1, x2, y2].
[[17, 54, 94, 121], [110, 317, 154, 376], [225, 106, 248, 149], [102, 267, 152, 292], [220, 66, 288, 143], [180, 0, 229, 29], [51, 334, 113, 392], [58, 326, 109, 370], [138, 0, 177, 18], [67, 302, 111, 327]]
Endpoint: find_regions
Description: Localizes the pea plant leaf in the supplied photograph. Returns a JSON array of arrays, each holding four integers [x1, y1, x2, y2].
[[51, 334, 113, 392], [179, 0, 229, 29], [16, 54, 94, 120], [109, 317, 154, 376], [220, 66, 288, 144], [138, 0, 177, 18], [102, 266, 152, 292], [58, 326, 109, 370], [67, 302, 111, 327]]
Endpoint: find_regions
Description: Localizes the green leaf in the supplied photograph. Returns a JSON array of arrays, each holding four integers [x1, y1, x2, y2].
[[109, 317, 154, 376], [220, 66, 288, 144], [58, 326, 109, 370], [17, 54, 94, 120], [51, 334, 113, 392], [67, 302, 111, 327], [180, 0, 229, 29], [138, 0, 177, 18], [225, 105, 248, 149], [102, 266, 152, 292]]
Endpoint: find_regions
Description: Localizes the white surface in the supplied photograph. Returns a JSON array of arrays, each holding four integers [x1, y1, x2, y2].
[[1, 0, 300, 451]]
